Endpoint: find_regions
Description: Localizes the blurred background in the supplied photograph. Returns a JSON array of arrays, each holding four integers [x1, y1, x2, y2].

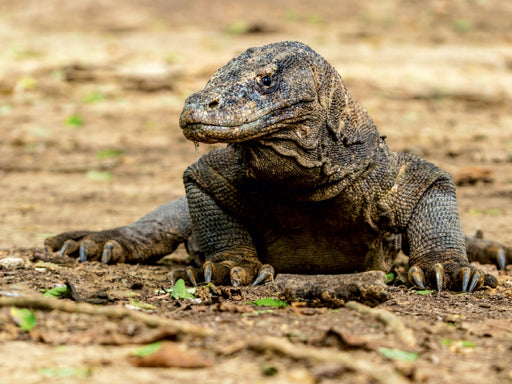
[[0, 0, 511, 249]]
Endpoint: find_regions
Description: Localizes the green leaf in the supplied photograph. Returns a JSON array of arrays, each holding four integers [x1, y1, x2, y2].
[[36, 233, 56, 239], [378, 347, 418, 362], [226, 21, 249, 35], [416, 290, 433, 295], [38, 367, 91, 378], [95, 149, 125, 159], [43, 285, 68, 298], [128, 299, 156, 311], [86, 170, 113, 181], [261, 363, 279, 376], [132, 342, 162, 357], [468, 208, 502, 216], [441, 338, 476, 348], [385, 272, 395, 284], [306, 12, 323, 25], [242, 309, 274, 316], [83, 91, 105, 103], [65, 114, 84, 127], [171, 279, 195, 299], [17, 77, 37, 90], [452, 19, 473, 33], [0, 103, 11, 116], [283, 10, 299, 22], [248, 297, 288, 308], [10, 307, 37, 331]]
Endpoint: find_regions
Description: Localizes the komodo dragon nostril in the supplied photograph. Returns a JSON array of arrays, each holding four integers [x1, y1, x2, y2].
[[208, 100, 219, 108]]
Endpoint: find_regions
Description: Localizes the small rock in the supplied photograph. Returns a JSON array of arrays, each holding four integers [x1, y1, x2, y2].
[[0, 257, 25, 270]]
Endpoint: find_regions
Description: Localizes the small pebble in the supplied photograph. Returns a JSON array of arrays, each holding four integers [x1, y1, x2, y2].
[[0, 257, 25, 270]]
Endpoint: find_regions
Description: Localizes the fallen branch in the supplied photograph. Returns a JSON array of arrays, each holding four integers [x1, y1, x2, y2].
[[0, 295, 212, 339], [345, 301, 417, 349], [249, 336, 408, 384], [275, 271, 390, 307]]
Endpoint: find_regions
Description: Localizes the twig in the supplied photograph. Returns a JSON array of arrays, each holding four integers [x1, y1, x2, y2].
[[249, 336, 408, 384], [345, 301, 417, 349], [0, 295, 211, 338]]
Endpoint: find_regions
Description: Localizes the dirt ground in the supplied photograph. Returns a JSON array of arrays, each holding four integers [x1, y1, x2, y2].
[[1, 0, 512, 383]]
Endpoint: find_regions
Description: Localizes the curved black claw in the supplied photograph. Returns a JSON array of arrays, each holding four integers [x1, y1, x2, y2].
[[204, 262, 213, 284], [231, 267, 246, 287], [468, 270, 484, 293], [79, 243, 87, 262], [60, 239, 79, 256], [60, 243, 69, 256], [460, 266, 471, 292], [497, 248, 506, 271], [186, 266, 199, 287], [433, 263, 444, 292], [408, 266, 426, 289], [102, 244, 113, 264], [251, 264, 275, 286]]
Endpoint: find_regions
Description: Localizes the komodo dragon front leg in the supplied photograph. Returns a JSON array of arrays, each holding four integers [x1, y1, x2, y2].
[[403, 179, 497, 291]]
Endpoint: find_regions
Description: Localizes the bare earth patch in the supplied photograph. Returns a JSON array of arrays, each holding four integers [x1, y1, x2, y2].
[[1, 1, 511, 383]]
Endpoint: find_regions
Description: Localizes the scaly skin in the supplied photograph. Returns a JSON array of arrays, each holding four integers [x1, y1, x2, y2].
[[46, 41, 509, 291]]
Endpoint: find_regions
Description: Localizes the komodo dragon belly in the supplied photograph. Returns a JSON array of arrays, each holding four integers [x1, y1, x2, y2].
[[245, 197, 394, 274]]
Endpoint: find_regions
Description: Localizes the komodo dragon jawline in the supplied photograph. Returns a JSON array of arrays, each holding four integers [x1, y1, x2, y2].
[[45, 41, 510, 292]]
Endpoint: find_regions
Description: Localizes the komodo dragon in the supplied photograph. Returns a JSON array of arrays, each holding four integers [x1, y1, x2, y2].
[[45, 41, 510, 292]]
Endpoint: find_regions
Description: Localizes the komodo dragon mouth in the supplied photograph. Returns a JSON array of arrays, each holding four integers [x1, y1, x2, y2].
[[180, 100, 314, 144]]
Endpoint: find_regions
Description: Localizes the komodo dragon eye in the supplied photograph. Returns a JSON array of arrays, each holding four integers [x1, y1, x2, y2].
[[261, 75, 273, 87], [258, 74, 278, 94]]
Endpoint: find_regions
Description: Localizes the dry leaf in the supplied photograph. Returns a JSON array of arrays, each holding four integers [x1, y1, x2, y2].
[[128, 342, 214, 368]]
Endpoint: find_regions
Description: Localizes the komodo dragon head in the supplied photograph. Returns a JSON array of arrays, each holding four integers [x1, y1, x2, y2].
[[180, 41, 382, 193]]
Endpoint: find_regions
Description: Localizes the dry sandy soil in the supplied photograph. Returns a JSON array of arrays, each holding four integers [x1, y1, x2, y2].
[[1, 1, 512, 383]]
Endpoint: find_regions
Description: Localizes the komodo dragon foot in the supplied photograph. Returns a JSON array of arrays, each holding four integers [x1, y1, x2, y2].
[[466, 230, 512, 271], [45, 227, 184, 265], [170, 256, 275, 287], [408, 250, 499, 293]]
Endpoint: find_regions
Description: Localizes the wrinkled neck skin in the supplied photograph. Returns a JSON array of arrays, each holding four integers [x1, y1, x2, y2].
[[239, 96, 385, 202]]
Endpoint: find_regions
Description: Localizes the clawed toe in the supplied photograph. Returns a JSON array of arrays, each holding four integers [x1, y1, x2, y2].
[[186, 265, 199, 287], [79, 240, 100, 262], [204, 262, 213, 283], [173, 259, 268, 287], [468, 269, 484, 292], [79, 243, 87, 262], [497, 248, 506, 271], [252, 264, 275, 286], [459, 267, 483, 292], [432, 263, 444, 292], [460, 266, 471, 292], [466, 233, 511, 271], [102, 244, 113, 263], [60, 240, 79, 256], [409, 263, 486, 293], [408, 264, 444, 292], [408, 266, 426, 290]]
